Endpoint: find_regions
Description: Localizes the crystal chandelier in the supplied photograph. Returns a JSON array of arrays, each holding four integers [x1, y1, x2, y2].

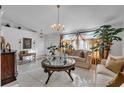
[[51, 5, 64, 31]]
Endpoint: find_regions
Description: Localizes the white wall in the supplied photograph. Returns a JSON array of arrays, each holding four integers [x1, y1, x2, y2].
[[44, 33, 60, 54], [0, 10, 2, 31], [122, 31, 124, 56], [107, 21, 124, 56], [110, 32, 123, 56], [109, 20, 124, 56], [1, 26, 44, 58], [123, 19, 124, 56]]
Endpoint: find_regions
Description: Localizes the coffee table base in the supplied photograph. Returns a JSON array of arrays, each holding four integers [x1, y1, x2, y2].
[[44, 68, 75, 84], [45, 71, 54, 84]]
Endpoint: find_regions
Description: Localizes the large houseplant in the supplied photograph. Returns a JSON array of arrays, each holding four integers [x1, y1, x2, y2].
[[47, 45, 58, 56], [93, 25, 124, 59]]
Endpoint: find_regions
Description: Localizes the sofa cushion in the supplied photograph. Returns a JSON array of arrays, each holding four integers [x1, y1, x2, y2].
[[71, 50, 81, 56], [105, 55, 124, 73], [19, 50, 28, 54], [106, 55, 124, 65], [97, 64, 116, 77], [70, 50, 91, 58], [83, 50, 90, 58], [101, 59, 107, 65], [106, 72, 124, 87], [80, 51, 85, 58], [75, 61, 91, 69], [69, 56, 86, 63]]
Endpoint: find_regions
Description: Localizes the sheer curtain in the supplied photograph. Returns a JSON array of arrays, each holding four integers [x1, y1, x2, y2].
[[63, 32, 95, 51], [72, 39, 92, 50]]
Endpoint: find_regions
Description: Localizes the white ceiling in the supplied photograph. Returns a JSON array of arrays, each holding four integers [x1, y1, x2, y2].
[[2, 5, 124, 34]]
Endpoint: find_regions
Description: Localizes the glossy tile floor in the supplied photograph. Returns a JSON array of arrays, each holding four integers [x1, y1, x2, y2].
[[3, 59, 96, 87]]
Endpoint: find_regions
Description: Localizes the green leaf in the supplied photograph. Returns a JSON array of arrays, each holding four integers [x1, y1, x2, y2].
[[113, 36, 122, 41], [114, 28, 124, 34], [93, 24, 123, 52]]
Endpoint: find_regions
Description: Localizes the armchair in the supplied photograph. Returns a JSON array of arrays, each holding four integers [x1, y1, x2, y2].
[[69, 50, 92, 69]]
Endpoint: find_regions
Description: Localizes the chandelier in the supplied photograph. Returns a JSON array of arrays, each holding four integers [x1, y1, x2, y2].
[[51, 5, 64, 31]]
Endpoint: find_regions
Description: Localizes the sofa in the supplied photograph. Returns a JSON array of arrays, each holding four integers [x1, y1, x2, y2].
[[18, 50, 36, 63], [69, 50, 92, 69], [96, 59, 124, 87]]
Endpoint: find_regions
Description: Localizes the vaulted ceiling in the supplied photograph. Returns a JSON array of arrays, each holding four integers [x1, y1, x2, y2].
[[2, 5, 124, 34]]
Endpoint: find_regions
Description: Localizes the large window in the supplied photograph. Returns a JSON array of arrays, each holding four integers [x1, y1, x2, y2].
[[63, 32, 96, 50]]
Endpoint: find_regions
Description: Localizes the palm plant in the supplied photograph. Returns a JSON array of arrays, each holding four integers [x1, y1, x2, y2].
[[93, 25, 124, 59], [47, 45, 58, 56]]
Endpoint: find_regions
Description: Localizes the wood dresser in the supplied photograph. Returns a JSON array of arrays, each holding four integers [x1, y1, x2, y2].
[[1, 51, 17, 86]]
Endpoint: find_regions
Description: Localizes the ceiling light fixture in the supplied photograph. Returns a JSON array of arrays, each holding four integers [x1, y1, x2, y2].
[[51, 5, 64, 31]]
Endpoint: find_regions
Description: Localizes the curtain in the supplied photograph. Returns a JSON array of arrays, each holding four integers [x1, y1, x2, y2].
[[63, 32, 95, 51], [72, 39, 92, 50]]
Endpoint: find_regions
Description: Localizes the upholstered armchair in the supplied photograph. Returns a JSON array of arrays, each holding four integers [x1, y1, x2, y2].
[[69, 50, 92, 69]]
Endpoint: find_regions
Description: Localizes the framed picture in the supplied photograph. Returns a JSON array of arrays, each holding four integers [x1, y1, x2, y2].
[[23, 38, 32, 49]]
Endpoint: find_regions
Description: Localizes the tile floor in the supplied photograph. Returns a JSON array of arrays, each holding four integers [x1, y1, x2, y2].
[[3, 59, 96, 87]]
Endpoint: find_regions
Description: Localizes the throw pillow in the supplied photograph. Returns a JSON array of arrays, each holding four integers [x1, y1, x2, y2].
[[79, 51, 84, 58], [105, 55, 124, 73], [106, 72, 124, 87]]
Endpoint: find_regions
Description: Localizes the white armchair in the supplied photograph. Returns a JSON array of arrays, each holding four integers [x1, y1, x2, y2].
[[96, 59, 116, 87], [96, 58, 124, 87]]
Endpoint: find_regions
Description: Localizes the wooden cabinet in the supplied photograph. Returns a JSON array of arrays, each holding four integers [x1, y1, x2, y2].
[[1, 51, 17, 86]]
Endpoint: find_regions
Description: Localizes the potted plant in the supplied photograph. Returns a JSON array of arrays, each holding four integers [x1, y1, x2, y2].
[[93, 25, 124, 59], [47, 45, 58, 56]]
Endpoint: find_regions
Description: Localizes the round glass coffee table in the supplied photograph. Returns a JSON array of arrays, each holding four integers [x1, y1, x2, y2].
[[41, 56, 75, 84]]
